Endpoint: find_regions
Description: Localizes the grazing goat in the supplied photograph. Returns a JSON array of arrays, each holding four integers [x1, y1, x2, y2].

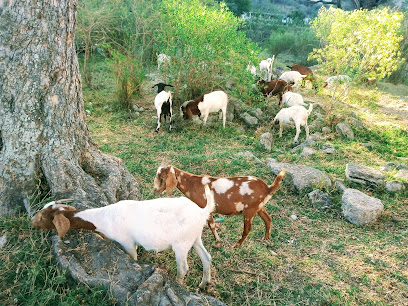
[[246, 63, 257, 76], [154, 90, 173, 132], [157, 53, 170, 70], [288, 64, 317, 89], [279, 71, 307, 87], [259, 56, 275, 81], [282, 92, 307, 107], [31, 186, 215, 289], [324, 75, 352, 97], [195, 91, 228, 128], [257, 79, 292, 107], [152, 82, 174, 94], [273, 104, 313, 144], [154, 165, 286, 248], [180, 94, 204, 119]]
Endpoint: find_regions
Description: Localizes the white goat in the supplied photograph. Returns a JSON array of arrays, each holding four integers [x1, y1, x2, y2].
[[31, 185, 215, 289], [198, 90, 228, 128], [282, 92, 307, 107], [246, 63, 257, 76], [154, 90, 173, 132], [259, 56, 275, 81], [157, 53, 171, 70], [324, 75, 352, 97], [273, 104, 313, 144], [279, 71, 307, 87]]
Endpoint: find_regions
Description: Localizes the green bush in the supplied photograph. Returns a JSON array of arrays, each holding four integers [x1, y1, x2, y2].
[[310, 6, 404, 82], [152, 0, 260, 102], [108, 49, 144, 110]]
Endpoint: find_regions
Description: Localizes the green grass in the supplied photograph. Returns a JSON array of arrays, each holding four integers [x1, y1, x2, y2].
[[2, 57, 408, 305]]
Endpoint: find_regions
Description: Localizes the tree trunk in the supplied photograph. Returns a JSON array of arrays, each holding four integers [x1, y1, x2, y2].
[[0, 0, 140, 216]]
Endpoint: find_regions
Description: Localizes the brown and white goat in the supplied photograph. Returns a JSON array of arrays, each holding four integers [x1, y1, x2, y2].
[[31, 189, 215, 289], [257, 79, 292, 107], [153, 165, 286, 248], [180, 94, 204, 119], [288, 64, 317, 89]]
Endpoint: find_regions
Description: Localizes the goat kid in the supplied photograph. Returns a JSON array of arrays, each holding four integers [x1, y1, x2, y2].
[[273, 104, 313, 144], [154, 90, 173, 132], [279, 71, 307, 87], [31, 186, 215, 289], [154, 165, 286, 248]]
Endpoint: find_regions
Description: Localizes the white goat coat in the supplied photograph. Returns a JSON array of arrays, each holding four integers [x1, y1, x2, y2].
[[198, 90, 228, 128], [282, 92, 307, 107], [76, 198, 208, 253], [274, 104, 313, 143], [154, 90, 173, 132], [279, 71, 306, 86]]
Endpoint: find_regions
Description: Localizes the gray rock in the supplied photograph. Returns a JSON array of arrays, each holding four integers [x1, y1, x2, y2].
[[322, 126, 331, 133], [394, 169, 408, 181], [381, 162, 408, 172], [379, 164, 394, 172], [0, 235, 7, 249], [348, 117, 364, 129], [345, 163, 385, 187], [52, 232, 224, 306], [267, 158, 332, 193], [335, 179, 347, 192], [226, 101, 235, 122], [336, 122, 354, 139], [308, 189, 331, 208], [236, 151, 264, 165], [342, 188, 384, 225], [291, 139, 316, 152], [236, 126, 246, 133], [240, 112, 258, 127], [300, 147, 316, 158], [309, 132, 322, 141], [321, 145, 336, 154], [250, 108, 263, 120], [385, 181, 406, 192], [260, 132, 273, 152]]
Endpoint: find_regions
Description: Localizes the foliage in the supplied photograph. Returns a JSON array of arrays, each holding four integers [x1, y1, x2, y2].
[[266, 26, 319, 64], [310, 7, 404, 82], [388, 9, 408, 84], [223, 0, 252, 16], [155, 0, 259, 102], [107, 48, 144, 110]]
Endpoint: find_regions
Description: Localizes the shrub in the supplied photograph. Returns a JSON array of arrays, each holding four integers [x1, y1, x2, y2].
[[310, 7, 404, 82], [108, 49, 144, 110]]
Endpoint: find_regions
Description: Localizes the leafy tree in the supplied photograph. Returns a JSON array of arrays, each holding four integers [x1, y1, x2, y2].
[[224, 0, 252, 16], [156, 0, 259, 100], [310, 7, 404, 82]]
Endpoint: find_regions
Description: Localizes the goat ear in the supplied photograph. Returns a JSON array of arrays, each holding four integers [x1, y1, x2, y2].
[[52, 213, 71, 237], [165, 168, 177, 195]]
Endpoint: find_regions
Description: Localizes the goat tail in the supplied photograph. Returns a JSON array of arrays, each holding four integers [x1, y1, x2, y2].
[[307, 103, 314, 115], [268, 169, 286, 195], [203, 184, 216, 217]]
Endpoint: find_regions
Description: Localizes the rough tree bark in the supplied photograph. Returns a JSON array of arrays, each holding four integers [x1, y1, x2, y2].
[[0, 0, 140, 216]]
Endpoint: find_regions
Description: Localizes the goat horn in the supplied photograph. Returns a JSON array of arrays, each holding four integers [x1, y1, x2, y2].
[[55, 198, 74, 204]]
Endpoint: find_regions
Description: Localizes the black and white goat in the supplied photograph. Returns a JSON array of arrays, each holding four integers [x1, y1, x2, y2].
[[155, 90, 173, 132], [152, 82, 174, 94]]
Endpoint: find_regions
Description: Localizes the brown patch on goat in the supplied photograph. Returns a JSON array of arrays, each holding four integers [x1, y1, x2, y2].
[[154, 165, 286, 247], [32, 204, 96, 237], [257, 79, 292, 107], [181, 95, 204, 119]]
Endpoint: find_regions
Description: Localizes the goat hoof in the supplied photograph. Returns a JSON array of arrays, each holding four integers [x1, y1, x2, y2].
[[214, 241, 222, 248], [232, 242, 241, 249], [155, 129, 159, 133]]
